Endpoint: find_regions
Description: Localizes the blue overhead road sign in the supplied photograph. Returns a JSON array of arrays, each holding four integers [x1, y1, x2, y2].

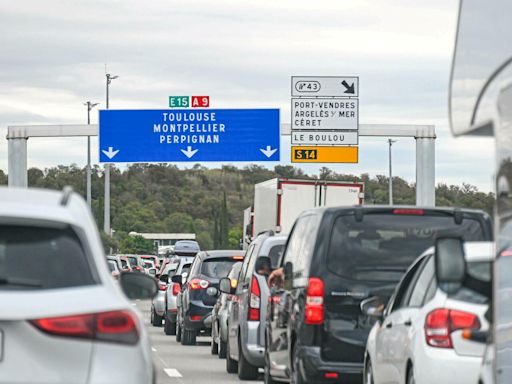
[[99, 109, 280, 163]]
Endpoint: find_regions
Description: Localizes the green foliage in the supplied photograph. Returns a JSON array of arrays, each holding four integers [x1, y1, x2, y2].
[[13, 164, 495, 253], [119, 234, 154, 254]]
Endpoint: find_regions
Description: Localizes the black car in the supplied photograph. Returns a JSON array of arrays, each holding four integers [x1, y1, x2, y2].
[[263, 206, 493, 384], [175, 250, 245, 346]]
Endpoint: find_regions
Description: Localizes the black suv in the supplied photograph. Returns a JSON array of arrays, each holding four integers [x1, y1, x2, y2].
[[175, 250, 245, 346], [264, 206, 493, 384]]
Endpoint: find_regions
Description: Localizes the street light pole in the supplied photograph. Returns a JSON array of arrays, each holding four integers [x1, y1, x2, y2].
[[84, 101, 99, 209], [104, 73, 118, 235], [388, 138, 397, 205]]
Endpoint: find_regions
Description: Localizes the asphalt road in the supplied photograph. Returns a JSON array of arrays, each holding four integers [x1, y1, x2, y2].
[[136, 300, 264, 384]]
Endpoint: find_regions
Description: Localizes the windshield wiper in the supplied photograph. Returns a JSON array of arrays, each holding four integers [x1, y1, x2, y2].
[[0, 277, 42, 288]]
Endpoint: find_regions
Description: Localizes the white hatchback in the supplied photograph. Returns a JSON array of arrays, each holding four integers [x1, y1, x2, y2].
[[0, 187, 157, 384], [364, 241, 493, 384]]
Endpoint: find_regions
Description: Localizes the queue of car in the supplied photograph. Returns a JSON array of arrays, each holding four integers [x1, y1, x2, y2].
[[150, 205, 494, 384]]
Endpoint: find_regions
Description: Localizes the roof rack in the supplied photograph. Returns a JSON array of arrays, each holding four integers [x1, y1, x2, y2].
[[60, 186, 73, 206]]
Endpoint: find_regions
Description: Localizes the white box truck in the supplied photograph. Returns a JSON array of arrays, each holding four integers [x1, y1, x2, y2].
[[242, 178, 364, 248]]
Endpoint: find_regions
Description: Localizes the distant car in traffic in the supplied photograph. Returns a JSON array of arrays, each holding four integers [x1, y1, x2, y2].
[[0, 186, 158, 384], [107, 259, 120, 280], [123, 254, 144, 273], [224, 232, 286, 379], [211, 261, 243, 358], [363, 241, 493, 384], [264, 206, 493, 384], [175, 250, 245, 346]]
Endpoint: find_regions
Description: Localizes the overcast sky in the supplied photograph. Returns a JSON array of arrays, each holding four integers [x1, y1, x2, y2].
[[0, 0, 495, 191]]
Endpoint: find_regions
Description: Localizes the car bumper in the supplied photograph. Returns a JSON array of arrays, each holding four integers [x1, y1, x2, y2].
[[297, 346, 363, 384], [241, 321, 265, 367], [183, 302, 213, 331], [415, 347, 482, 384], [152, 292, 165, 316]]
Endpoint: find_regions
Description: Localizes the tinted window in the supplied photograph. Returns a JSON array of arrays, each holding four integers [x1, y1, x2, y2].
[[127, 257, 138, 267], [388, 258, 425, 313], [408, 257, 435, 307], [328, 213, 486, 282], [108, 261, 116, 272], [282, 216, 309, 266], [452, 261, 492, 304], [200, 258, 237, 278], [268, 244, 284, 268], [0, 226, 96, 290]]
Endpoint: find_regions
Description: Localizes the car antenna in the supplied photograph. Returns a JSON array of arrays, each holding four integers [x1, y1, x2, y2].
[[60, 186, 73, 206]]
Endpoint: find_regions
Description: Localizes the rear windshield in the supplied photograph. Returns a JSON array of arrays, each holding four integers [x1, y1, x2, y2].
[[454, 261, 492, 304], [127, 257, 138, 266], [328, 213, 487, 283], [200, 258, 237, 278], [268, 244, 284, 268], [0, 226, 96, 290], [108, 261, 116, 272]]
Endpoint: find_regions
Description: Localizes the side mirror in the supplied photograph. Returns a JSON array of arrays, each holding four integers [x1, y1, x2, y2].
[[219, 277, 233, 294], [435, 237, 466, 294], [255, 256, 272, 276], [159, 274, 169, 282], [119, 272, 158, 300], [171, 275, 183, 285], [360, 296, 385, 319]]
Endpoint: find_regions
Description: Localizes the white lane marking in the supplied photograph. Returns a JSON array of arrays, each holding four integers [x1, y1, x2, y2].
[[151, 347, 157, 352], [164, 368, 182, 378]]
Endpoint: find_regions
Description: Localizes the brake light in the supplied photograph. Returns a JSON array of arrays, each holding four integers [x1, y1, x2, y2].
[[188, 278, 209, 290], [393, 209, 425, 215], [232, 256, 244, 261], [425, 308, 480, 348], [171, 283, 181, 296], [158, 281, 167, 291], [324, 372, 339, 379], [305, 277, 324, 325], [31, 310, 139, 345], [248, 275, 260, 321], [190, 315, 202, 321]]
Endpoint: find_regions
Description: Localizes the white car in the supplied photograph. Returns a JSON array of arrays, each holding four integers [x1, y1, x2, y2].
[[364, 241, 493, 384], [0, 187, 158, 384]]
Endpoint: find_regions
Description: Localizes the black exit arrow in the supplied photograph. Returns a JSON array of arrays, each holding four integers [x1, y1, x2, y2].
[[341, 80, 355, 94]]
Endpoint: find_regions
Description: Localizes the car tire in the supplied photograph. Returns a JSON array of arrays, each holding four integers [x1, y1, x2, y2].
[[238, 337, 259, 380], [176, 320, 182, 342], [219, 340, 227, 359], [364, 358, 374, 384], [164, 315, 176, 336], [407, 366, 415, 384], [151, 308, 163, 327], [211, 338, 219, 355], [291, 345, 306, 384], [226, 337, 238, 373], [181, 329, 197, 346], [264, 347, 277, 384]]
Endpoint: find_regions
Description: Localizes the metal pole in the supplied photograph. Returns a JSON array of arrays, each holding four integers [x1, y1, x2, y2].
[[104, 73, 117, 235], [85, 101, 99, 209], [388, 139, 396, 205], [8, 138, 28, 187], [416, 137, 436, 206]]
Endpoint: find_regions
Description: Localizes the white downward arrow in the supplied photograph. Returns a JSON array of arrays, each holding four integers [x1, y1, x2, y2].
[[260, 145, 278, 158], [181, 146, 198, 159], [102, 147, 119, 159]]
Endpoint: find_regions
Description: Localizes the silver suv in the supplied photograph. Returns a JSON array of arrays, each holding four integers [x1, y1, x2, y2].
[[224, 232, 286, 380]]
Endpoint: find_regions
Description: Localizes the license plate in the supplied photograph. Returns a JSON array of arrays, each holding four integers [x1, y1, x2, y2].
[[0, 329, 3, 362]]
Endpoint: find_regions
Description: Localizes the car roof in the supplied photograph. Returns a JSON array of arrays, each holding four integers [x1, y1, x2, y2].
[[259, 235, 287, 256], [201, 250, 245, 259], [421, 241, 495, 262]]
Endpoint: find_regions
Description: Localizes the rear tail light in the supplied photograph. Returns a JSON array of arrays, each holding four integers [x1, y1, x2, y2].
[[248, 275, 261, 321], [171, 283, 181, 296], [31, 310, 139, 345], [393, 209, 425, 215], [324, 372, 339, 379], [425, 308, 480, 348], [188, 278, 210, 290], [158, 281, 167, 291], [305, 277, 324, 325], [190, 315, 202, 321]]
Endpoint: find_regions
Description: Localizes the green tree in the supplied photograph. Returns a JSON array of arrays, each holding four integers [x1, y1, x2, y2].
[[119, 235, 154, 254]]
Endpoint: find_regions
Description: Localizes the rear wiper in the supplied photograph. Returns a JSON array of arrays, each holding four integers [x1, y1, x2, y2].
[[0, 277, 42, 288]]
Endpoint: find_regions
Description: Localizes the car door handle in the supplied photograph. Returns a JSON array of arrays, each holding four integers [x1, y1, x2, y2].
[[385, 322, 393, 329], [404, 319, 412, 327]]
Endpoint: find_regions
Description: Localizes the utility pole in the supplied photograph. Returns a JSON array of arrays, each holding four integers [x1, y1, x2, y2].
[[104, 73, 118, 235], [389, 138, 397, 205], [84, 101, 99, 209]]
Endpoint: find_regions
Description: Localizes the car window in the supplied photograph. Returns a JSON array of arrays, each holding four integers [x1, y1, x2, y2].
[[422, 277, 437, 305], [282, 216, 310, 266], [407, 257, 435, 307], [189, 254, 202, 277], [127, 257, 138, 266], [294, 214, 320, 275], [267, 244, 284, 269], [239, 243, 255, 288], [452, 260, 492, 304], [0, 226, 97, 290], [200, 258, 237, 278], [388, 258, 425, 313], [108, 261, 116, 272]]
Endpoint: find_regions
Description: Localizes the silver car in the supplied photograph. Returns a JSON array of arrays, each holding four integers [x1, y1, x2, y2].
[[225, 232, 287, 380], [211, 261, 243, 358]]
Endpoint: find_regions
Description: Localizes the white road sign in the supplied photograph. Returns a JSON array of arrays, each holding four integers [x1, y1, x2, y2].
[[292, 98, 359, 130], [292, 76, 359, 97], [291, 130, 358, 146]]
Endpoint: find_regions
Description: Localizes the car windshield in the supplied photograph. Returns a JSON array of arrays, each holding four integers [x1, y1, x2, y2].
[[328, 213, 487, 283], [127, 257, 138, 266], [0, 225, 96, 290], [268, 244, 284, 268], [201, 258, 237, 278]]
